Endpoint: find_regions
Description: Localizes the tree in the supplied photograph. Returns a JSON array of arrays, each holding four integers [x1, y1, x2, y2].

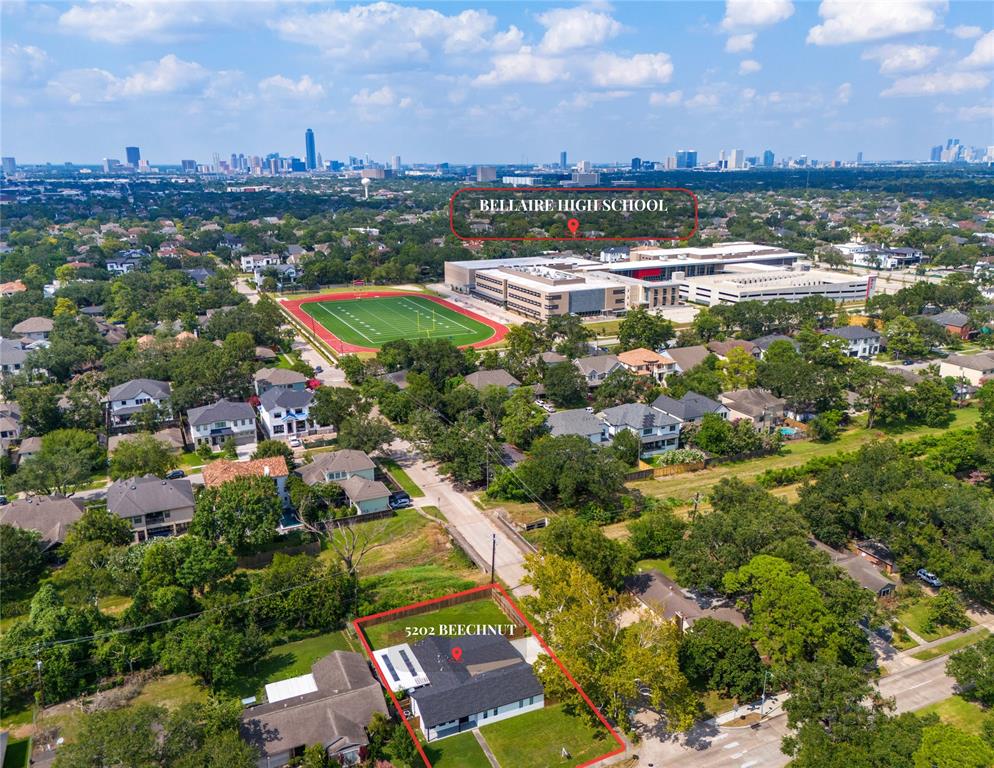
[[63, 506, 133, 555], [249, 553, 352, 631], [542, 516, 635, 590], [251, 439, 295, 465], [542, 362, 587, 408], [628, 508, 687, 559], [478, 384, 510, 438], [925, 589, 970, 634], [192, 476, 282, 550], [0, 524, 46, 596], [946, 635, 994, 707], [53, 704, 162, 768], [13, 383, 62, 436], [221, 437, 237, 459], [884, 315, 930, 360], [910, 377, 953, 427], [678, 618, 764, 700], [337, 414, 393, 455], [808, 410, 843, 441], [611, 428, 640, 467], [717, 346, 759, 390], [688, 413, 736, 455], [500, 386, 547, 449], [310, 386, 371, 429], [160, 616, 266, 688], [13, 429, 104, 496], [913, 723, 994, 768], [618, 307, 675, 351], [109, 433, 177, 480]]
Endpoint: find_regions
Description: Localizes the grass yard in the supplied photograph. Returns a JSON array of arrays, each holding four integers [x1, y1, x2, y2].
[[911, 628, 990, 661], [918, 695, 988, 736], [636, 558, 681, 582], [361, 597, 513, 650], [131, 673, 208, 710], [97, 595, 133, 616], [359, 566, 483, 628], [897, 597, 974, 643], [224, 630, 355, 700], [300, 295, 498, 349], [3, 737, 30, 768], [380, 458, 426, 498], [480, 704, 614, 768], [422, 731, 492, 768]]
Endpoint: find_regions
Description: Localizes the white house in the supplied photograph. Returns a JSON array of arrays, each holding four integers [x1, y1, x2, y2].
[[106, 250, 145, 273], [241, 253, 281, 272], [939, 352, 994, 386], [574, 354, 622, 388], [186, 398, 257, 448], [825, 326, 881, 359], [104, 378, 172, 432], [545, 409, 607, 444], [258, 387, 315, 438], [598, 403, 681, 456]]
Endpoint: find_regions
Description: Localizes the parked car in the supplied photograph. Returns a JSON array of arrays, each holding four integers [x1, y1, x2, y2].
[[288, 437, 303, 448], [916, 568, 942, 588], [902, 359, 915, 366], [0, 496, 7, 506], [164, 469, 186, 480], [389, 491, 412, 510], [314, 366, 323, 373]]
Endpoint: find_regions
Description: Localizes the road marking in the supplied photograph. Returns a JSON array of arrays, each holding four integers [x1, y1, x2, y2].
[[741, 760, 759, 768], [711, 733, 730, 742], [723, 741, 740, 749], [732, 751, 746, 758]]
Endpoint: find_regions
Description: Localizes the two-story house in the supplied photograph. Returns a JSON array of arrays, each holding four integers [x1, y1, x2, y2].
[[253, 368, 308, 396], [651, 392, 729, 425], [598, 403, 681, 456], [241, 253, 282, 272], [825, 326, 881, 359], [546, 409, 607, 444], [574, 354, 622, 388], [106, 250, 146, 274], [203, 456, 291, 507], [254, 263, 299, 288], [0, 338, 28, 379], [258, 387, 315, 439], [103, 378, 172, 433], [186, 398, 257, 448], [0, 402, 22, 452], [107, 474, 195, 541], [616, 348, 677, 383], [10, 317, 54, 342], [296, 449, 390, 514]]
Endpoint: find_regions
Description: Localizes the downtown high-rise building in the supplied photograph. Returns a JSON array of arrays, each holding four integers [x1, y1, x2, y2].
[[180, 159, 196, 172], [392, 155, 401, 171], [125, 146, 141, 167], [304, 128, 317, 170], [762, 150, 775, 167], [730, 149, 744, 169], [675, 149, 697, 169], [631, 157, 642, 171], [930, 145, 943, 162], [1, 157, 16, 175], [560, 150, 567, 169]]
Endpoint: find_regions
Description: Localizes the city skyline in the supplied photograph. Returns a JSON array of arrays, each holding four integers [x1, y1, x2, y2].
[[1, 1, 992, 164]]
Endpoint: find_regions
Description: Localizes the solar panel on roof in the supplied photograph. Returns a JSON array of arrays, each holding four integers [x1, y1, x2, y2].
[[398, 649, 419, 677], [381, 654, 401, 683]]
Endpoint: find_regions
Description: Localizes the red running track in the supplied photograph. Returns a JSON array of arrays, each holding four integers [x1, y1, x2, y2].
[[280, 290, 510, 354]]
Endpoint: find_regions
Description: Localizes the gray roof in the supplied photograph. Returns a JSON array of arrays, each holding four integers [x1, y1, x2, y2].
[[259, 387, 314, 411], [944, 352, 994, 371], [464, 369, 520, 390], [106, 474, 194, 518], [254, 367, 308, 386], [666, 345, 710, 372], [628, 571, 747, 628], [0, 495, 85, 549], [0, 338, 27, 366], [297, 450, 375, 485], [106, 378, 171, 403], [812, 541, 894, 595], [719, 388, 786, 419], [826, 326, 880, 340], [925, 310, 971, 327], [751, 334, 798, 351], [574, 354, 620, 376], [536, 351, 568, 365], [337, 475, 390, 503], [241, 651, 387, 758], [187, 398, 255, 426], [651, 392, 725, 421], [11, 317, 54, 334], [707, 339, 758, 357], [546, 408, 604, 438], [600, 403, 680, 430], [410, 634, 543, 728]]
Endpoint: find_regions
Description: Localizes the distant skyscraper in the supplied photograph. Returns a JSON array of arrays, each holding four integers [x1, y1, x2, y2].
[[317, 152, 323, 170], [304, 128, 317, 170], [856, 151, 863, 165], [930, 145, 943, 162], [181, 159, 196, 172], [103, 158, 121, 172], [476, 166, 497, 182], [392, 155, 401, 171], [577, 159, 592, 172], [631, 157, 642, 171], [675, 150, 697, 169], [1, 157, 15, 175], [762, 150, 775, 167], [560, 150, 567, 169], [125, 146, 140, 167], [730, 149, 744, 169]]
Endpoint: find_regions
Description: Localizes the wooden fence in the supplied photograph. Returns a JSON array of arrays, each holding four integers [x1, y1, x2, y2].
[[358, 586, 525, 631]]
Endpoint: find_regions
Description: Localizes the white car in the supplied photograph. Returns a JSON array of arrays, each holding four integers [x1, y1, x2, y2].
[[288, 437, 302, 448]]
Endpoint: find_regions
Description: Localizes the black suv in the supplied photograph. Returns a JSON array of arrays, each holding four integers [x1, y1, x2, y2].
[[389, 491, 412, 510]]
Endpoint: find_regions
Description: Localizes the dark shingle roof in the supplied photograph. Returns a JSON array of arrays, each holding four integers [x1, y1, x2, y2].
[[546, 408, 604, 438], [106, 475, 194, 518], [826, 326, 880, 340], [106, 378, 171, 403], [600, 403, 680, 430], [0, 495, 85, 549], [259, 387, 313, 411], [187, 398, 255, 426], [651, 392, 725, 421]]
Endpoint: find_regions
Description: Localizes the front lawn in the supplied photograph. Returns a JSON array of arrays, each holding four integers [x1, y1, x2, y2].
[[131, 673, 208, 710], [480, 704, 614, 768], [224, 630, 354, 700], [897, 597, 973, 643], [379, 458, 426, 498], [918, 695, 988, 737], [636, 558, 680, 583], [422, 731, 491, 768], [361, 597, 513, 650], [911, 628, 990, 662]]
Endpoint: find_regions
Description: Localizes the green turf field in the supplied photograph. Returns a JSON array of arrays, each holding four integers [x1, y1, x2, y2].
[[301, 295, 497, 349]]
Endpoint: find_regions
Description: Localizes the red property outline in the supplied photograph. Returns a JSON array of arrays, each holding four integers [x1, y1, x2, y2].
[[280, 291, 509, 353], [449, 186, 699, 242], [353, 582, 626, 768]]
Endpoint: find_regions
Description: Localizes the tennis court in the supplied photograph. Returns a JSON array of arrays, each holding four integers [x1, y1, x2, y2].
[[286, 292, 507, 352]]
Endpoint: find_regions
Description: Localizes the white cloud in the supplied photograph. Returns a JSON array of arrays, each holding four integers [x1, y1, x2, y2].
[[836, 82, 852, 103], [649, 90, 683, 107], [590, 52, 673, 87], [537, 7, 622, 54], [492, 25, 525, 52], [725, 33, 756, 52], [960, 30, 994, 69], [958, 103, 994, 120], [258, 74, 324, 99], [739, 59, 762, 74], [270, 3, 510, 65], [351, 86, 396, 107], [2, 43, 51, 84], [807, 0, 946, 46], [685, 90, 720, 110], [881, 70, 989, 97], [862, 44, 940, 74], [473, 48, 569, 86], [950, 25, 982, 40], [47, 54, 210, 104], [558, 90, 630, 109], [57, 1, 243, 44], [721, 0, 794, 31]]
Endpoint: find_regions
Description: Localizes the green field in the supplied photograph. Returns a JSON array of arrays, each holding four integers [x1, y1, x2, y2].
[[480, 704, 614, 768], [423, 731, 492, 768], [300, 295, 497, 349], [361, 598, 514, 650]]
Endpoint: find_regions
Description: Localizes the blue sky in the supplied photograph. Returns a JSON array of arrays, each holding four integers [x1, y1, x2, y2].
[[2, 1, 992, 165]]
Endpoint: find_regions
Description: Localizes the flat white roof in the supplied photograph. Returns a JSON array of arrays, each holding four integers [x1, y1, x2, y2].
[[682, 267, 869, 289], [374, 643, 430, 691], [265, 673, 318, 703]]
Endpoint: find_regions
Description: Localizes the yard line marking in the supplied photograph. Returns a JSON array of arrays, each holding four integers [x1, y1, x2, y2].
[[313, 302, 376, 346], [400, 296, 475, 334]]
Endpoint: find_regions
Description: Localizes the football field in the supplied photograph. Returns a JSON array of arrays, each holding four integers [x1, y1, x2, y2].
[[296, 294, 502, 350]]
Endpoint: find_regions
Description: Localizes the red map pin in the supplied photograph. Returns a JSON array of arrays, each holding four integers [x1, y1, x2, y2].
[[451, 646, 463, 662], [567, 218, 580, 237]]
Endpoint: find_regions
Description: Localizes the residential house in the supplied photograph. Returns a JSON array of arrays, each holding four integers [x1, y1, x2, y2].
[[0, 403, 22, 452], [0, 279, 27, 296], [666, 345, 710, 374], [921, 309, 973, 340], [750, 334, 799, 357], [336, 475, 391, 514], [855, 539, 896, 574], [108, 427, 185, 454], [258, 388, 316, 439], [0, 495, 85, 551], [599, 403, 680, 456], [616, 348, 677, 382], [296, 449, 375, 485], [106, 474, 195, 541], [826, 326, 881, 359], [574, 354, 622, 388], [0, 337, 28, 379], [104, 379, 172, 433], [463, 369, 520, 391], [16, 436, 42, 464], [254, 346, 278, 363], [939, 352, 994, 386], [378, 633, 543, 741], [255, 262, 299, 288], [10, 317, 54, 341], [719, 388, 786, 428], [183, 267, 215, 287], [627, 571, 747, 632], [253, 367, 308, 396], [545, 409, 606, 443], [812, 541, 895, 598], [203, 456, 290, 507], [105, 250, 145, 274], [187, 398, 256, 448], [706, 339, 759, 359], [240, 253, 281, 272], [651, 392, 728, 425], [240, 651, 388, 767]]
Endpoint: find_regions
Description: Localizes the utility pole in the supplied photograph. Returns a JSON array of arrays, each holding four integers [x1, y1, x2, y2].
[[490, 534, 496, 583]]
